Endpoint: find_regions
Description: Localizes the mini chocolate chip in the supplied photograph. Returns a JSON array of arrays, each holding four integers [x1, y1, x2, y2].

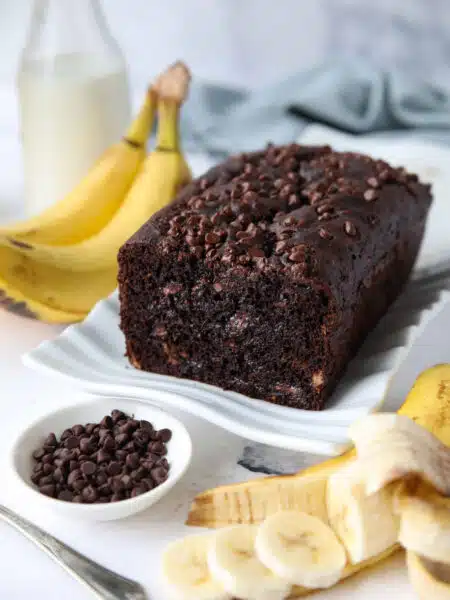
[[72, 479, 87, 492], [67, 469, 83, 486], [96, 472, 108, 485], [149, 441, 166, 455], [115, 450, 127, 461], [42, 463, 54, 475], [111, 492, 124, 502], [85, 424, 96, 435], [108, 461, 122, 476], [98, 484, 111, 496], [60, 429, 73, 441], [39, 474, 54, 486], [344, 221, 358, 237], [133, 428, 150, 446], [58, 490, 73, 502], [156, 429, 173, 443], [79, 438, 95, 454], [52, 468, 65, 483], [123, 441, 136, 452], [72, 495, 82, 503], [102, 436, 115, 452], [97, 449, 111, 463], [69, 460, 79, 471], [39, 484, 56, 497], [151, 466, 168, 485], [31, 473, 42, 485], [44, 433, 57, 447], [139, 420, 153, 432], [121, 475, 132, 490], [42, 454, 54, 464], [367, 177, 380, 188], [111, 477, 124, 493], [65, 436, 79, 450], [100, 415, 113, 429], [115, 433, 129, 447], [126, 453, 140, 470], [131, 485, 148, 498], [32, 448, 46, 460], [81, 461, 96, 476], [111, 410, 126, 423], [82, 485, 97, 503], [72, 424, 85, 437], [364, 189, 378, 202]]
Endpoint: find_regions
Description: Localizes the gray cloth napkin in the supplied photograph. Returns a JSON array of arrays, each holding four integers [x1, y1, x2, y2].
[[181, 62, 450, 159]]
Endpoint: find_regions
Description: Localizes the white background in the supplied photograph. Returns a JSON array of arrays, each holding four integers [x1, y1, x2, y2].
[[1, 1, 450, 598]]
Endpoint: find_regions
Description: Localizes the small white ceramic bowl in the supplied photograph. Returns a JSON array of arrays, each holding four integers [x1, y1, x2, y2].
[[9, 396, 192, 521]]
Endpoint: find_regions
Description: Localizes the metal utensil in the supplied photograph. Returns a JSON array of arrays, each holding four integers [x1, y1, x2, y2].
[[0, 504, 148, 599]]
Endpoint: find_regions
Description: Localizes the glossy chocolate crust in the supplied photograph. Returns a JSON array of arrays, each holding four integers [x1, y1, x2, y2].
[[118, 144, 432, 410]]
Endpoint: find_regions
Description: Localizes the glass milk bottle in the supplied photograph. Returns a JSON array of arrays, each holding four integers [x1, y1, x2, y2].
[[18, 0, 131, 216]]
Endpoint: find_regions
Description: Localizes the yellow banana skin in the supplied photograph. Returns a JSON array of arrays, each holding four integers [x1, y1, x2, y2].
[[0, 246, 116, 322], [186, 364, 450, 597], [0, 149, 188, 272], [1, 92, 156, 246]]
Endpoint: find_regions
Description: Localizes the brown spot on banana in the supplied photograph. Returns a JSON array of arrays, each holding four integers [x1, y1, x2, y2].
[[0, 290, 37, 319], [7, 237, 33, 250]]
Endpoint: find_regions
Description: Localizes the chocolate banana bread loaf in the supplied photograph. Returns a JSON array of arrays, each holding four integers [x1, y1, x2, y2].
[[118, 144, 432, 410]]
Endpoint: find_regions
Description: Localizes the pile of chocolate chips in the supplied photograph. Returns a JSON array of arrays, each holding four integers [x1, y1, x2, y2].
[[31, 410, 172, 503]]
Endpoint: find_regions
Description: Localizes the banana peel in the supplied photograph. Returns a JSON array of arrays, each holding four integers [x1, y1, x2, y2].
[[186, 364, 450, 596]]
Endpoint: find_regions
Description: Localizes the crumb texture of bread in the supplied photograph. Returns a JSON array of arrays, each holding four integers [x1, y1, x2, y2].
[[118, 144, 432, 410]]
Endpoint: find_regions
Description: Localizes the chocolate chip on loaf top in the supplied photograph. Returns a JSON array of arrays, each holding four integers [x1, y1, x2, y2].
[[149, 144, 422, 275], [118, 143, 431, 410]]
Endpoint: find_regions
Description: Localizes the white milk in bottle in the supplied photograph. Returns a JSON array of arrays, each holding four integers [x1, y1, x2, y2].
[[18, 0, 130, 217]]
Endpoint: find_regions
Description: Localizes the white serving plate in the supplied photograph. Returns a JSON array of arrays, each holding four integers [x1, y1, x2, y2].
[[22, 132, 450, 455]]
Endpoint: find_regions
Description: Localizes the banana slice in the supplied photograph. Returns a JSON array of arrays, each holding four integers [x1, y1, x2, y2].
[[348, 414, 450, 496], [254, 510, 346, 589], [207, 524, 291, 600], [326, 461, 399, 564], [407, 552, 450, 600], [161, 534, 230, 600], [394, 480, 450, 564]]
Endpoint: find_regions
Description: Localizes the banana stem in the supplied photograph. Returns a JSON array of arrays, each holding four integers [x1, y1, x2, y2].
[[156, 99, 180, 152], [124, 89, 157, 147]]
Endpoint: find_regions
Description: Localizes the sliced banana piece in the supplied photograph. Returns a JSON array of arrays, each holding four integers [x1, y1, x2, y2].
[[407, 552, 450, 600], [395, 480, 450, 564], [161, 534, 230, 600], [254, 510, 346, 589], [348, 414, 450, 496], [207, 524, 291, 600], [326, 461, 399, 564]]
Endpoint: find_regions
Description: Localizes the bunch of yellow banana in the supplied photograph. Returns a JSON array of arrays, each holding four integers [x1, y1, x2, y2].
[[0, 61, 191, 323], [177, 364, 450, 599]]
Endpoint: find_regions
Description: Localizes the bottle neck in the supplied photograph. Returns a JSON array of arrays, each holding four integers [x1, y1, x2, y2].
[[22, 0, 122, 64]]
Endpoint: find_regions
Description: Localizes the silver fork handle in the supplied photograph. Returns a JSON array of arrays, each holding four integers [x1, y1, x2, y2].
[[0, 505, 147, 600]]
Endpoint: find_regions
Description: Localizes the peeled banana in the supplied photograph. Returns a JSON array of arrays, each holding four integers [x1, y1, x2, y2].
[[186, 364, 450, 597], [1, 88, 155, 246]]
